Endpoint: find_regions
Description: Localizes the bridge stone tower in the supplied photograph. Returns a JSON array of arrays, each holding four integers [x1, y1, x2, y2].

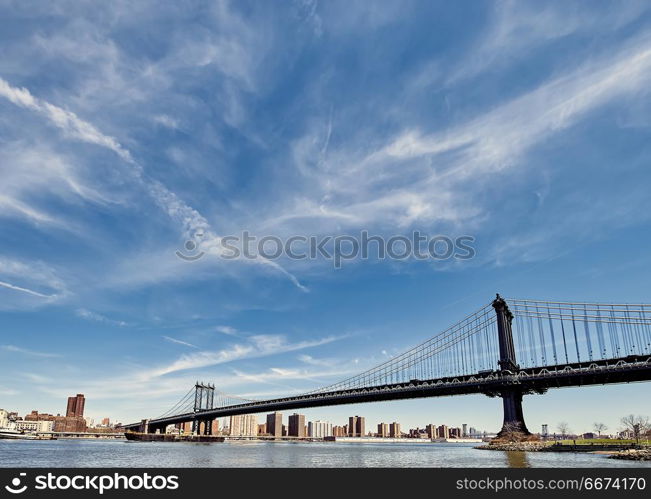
[[492, 294, 533, 440]]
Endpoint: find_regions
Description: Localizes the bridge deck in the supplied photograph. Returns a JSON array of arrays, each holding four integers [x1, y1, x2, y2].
[[124, 355, 651, 430]]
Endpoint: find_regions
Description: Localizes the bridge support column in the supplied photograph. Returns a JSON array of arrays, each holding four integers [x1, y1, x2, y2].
[[492, 295, 536, 442], [497, 389, 529, 438]]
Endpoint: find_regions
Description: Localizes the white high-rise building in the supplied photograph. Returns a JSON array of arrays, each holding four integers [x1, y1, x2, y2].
[[307, 420, 333, 438], [229, 414, 257, 436], [0, 409, 8, 428]]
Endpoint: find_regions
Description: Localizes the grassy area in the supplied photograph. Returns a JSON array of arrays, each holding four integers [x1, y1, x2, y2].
[[555, 439, 644, 445]]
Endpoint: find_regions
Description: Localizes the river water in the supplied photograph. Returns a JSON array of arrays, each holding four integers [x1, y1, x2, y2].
[[1, 440, 649, 468]]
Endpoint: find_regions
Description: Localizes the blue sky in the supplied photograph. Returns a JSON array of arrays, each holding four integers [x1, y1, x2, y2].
[[1, 0, 651, 435]]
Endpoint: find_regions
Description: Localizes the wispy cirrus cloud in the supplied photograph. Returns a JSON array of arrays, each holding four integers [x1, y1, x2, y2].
[[263, 30, 651, 265], [230, 365, 352, 395], [0, 76, 307, 292], [76, 308, 129, 327], [150, 333, 345, 377], [0, 280, 54, 299], [380, 35, 651, 171], [445, 0, 650, 85], [0, 258, 67, 307], [1, 344, 60, 358], [162, 335, 198, 349], [0, 77, 133, 163], [215, 325, 239, 336]]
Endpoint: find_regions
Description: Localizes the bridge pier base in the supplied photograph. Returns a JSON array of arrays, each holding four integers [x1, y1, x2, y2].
[[495, 389, 537, 442]]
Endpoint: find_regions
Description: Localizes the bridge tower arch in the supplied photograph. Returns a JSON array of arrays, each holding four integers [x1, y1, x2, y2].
[[492, 294, 534, 440]]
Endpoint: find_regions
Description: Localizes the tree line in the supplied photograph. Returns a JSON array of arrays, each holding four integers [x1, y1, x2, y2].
[[554, 415, 650, 443]]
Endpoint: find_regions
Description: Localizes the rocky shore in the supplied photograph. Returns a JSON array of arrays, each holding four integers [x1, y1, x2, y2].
[[476, 441, 551, 452], [609, 449, 651, 461]]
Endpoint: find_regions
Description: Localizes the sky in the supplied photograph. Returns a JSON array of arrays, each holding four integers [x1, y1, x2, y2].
[[1, 0, 651, 436]]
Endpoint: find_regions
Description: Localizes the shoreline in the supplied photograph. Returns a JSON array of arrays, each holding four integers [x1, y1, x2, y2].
[[609, 449, 651, 461], [477, 441, 648, 454]]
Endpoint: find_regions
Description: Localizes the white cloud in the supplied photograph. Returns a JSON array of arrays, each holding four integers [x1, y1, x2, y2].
[[150, 333, 344, 377], [265, 32, 651, 244], [152, 114, 180, 129], [0, 77, 307, 292], [385, 43, 651, 176], [229, 365, 352, 394], [297, 354, 337, 367], [0, 143, 111, 230], [162, 335, 198, 349], [446, 0, 650, 85], [1, 345, 60, 358], [0, 258, 67, 306], [0, 78, 133, 163], [216, 325, 239, 336], [0, 280, 53, 299], [76, 308, 128, 327]]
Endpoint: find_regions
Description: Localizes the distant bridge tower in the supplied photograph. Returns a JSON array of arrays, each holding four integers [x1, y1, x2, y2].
[[492, 294, 532, 439], [192, 382, 215, 435]]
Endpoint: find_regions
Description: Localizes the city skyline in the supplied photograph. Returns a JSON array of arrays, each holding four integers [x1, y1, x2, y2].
[[3, 394, 644, 439], [1, 1, 651, 434]]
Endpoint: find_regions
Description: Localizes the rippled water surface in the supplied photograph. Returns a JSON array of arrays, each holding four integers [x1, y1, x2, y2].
[[1, 439, 650, 468]]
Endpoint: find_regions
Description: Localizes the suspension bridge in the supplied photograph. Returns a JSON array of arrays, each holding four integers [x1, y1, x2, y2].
[[123, 295, 651, 438]]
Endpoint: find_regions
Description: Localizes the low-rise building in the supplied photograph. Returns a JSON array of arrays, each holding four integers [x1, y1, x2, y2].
[[332, 425, 346, 437], [24, 410, 56, 422], [409, 428, 429, 438], [53, 416, 87, 432], [15, 420, 54, 433]]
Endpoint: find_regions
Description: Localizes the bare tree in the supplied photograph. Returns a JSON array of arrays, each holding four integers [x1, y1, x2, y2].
[[557, 422, 571, 439], [593, 422, 607, 437], [620, 415, 650, 444]]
